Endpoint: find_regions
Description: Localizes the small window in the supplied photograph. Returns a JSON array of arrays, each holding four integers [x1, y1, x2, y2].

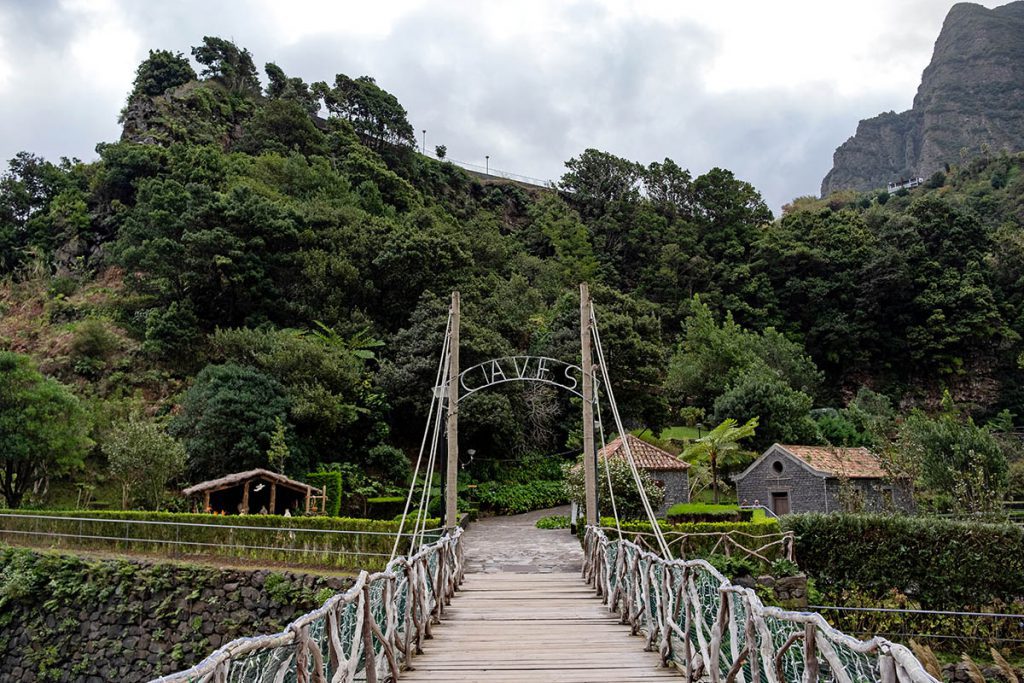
[[772, 461, 784, 474]]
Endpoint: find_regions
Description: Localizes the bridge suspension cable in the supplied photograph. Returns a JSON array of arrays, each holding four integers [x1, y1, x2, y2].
[[390, 308, 452, 562], [590, 303, 672, 558]]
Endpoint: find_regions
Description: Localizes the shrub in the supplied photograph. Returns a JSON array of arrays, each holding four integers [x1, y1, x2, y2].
[[535, 515, 570, 529], [304, 471, 343, 517], [475, 480, 566, 515], [1005, 459, 1024, 501], [665, 503, 752, 523], [706, 554, 758, 579], [781, 513, 1024, 608], [366, 496, 405, 520], [601, 517, 784, 560], [564, 456, 664, 520]]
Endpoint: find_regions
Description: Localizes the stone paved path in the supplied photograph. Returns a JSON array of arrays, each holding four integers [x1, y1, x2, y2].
[[462, 505, 583, 573]]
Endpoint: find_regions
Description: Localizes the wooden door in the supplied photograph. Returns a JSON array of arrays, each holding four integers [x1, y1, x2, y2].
[[771, 492, 790, 516]]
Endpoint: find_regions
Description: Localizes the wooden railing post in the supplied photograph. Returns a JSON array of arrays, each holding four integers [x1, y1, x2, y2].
[[362, 584, 378, 683]]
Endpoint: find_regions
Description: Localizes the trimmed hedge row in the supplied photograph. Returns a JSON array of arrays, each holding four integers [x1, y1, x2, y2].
[[474, 480, 566, 515], [0, 510, 440, 571], [781, 513, 1024, 608], [304, 471, 343, 517], [665, 503, 754, 523], [366, 496, 406, 520]]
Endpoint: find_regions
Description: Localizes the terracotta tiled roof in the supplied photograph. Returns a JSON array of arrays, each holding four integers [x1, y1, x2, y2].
[[778, 445, 886, 479], [598, 434, 689, 471]]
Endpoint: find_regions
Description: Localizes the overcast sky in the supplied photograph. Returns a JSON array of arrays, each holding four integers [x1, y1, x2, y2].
[[0, 0, 1008, 213]]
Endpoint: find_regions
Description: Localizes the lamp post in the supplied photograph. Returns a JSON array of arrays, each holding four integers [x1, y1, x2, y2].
[[485, 155, 489, 175], [422, 129, 426, 154]]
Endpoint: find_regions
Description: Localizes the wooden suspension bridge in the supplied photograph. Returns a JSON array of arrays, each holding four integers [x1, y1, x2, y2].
[[152, 286, 940, 683]]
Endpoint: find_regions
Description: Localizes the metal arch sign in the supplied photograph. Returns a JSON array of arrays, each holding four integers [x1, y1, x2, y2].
[[437, 355, 599, 402]]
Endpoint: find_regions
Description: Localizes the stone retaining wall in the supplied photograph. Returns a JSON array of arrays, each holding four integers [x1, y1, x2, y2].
[[0, 545, 352, 682]]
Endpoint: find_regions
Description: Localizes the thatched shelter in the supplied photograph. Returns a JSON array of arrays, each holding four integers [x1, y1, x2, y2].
[[183, 469, 326, 515]]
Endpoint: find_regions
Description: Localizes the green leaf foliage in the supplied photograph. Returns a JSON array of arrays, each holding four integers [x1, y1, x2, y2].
[[0, 353, 91, 508], [304, 471, 343, 517], [169, 363, 290, 479], [102, 418, 186, 510], [782, 513, 1024, 608], [474, 481, 567, 515]]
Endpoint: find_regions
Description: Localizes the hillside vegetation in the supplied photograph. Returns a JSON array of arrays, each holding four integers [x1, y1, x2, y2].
[[2, 37, 1024, 511]]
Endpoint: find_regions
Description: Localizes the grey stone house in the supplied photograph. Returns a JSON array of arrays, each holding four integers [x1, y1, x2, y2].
[[599, 434, 689, 516], [732, 444, 914, 516]]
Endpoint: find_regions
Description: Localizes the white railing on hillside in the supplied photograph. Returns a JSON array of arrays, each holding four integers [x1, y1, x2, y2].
[[583, 526, 938, 683], [150, 527, 463, 683]]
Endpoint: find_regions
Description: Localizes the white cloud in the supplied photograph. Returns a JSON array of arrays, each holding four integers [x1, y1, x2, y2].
[[65, 0, 142, 95]]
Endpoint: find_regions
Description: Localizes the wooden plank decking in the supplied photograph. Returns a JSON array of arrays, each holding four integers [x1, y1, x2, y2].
[[403, 571, 678, 682]]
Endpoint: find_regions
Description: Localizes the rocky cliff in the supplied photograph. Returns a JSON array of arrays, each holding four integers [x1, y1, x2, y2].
[[821, 2, 1024, 196]]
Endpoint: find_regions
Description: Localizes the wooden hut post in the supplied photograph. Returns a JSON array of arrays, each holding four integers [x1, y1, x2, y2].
[[241, 480, 251, 514], [269, 483, 277, 514], [203, 490, 210, 513], [305, 485, 312, 514]]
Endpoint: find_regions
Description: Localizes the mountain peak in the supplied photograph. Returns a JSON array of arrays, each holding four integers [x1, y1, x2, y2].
[[821, 1, 1024, 196]]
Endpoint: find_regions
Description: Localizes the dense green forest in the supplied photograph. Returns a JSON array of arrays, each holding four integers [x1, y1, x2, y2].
[[2, 37, 1024, 510]]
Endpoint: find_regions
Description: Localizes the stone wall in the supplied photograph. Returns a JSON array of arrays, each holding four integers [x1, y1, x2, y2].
[[733, 573, 808, 609], [735, 447, 836, 514], [0, 545, 352, 683], [735, 446, 913, 514], [652, 470, 689, 516]]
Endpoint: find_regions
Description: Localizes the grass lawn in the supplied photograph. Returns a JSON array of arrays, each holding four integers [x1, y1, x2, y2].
[[634, 425, 703, 442]]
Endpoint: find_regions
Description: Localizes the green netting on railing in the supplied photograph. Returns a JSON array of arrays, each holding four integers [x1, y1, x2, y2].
[[149, 528, 463, 683], [583, 526, 939, 683]]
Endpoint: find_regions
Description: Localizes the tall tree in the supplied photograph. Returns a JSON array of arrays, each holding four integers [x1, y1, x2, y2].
[[191, 36, 260, 95], [131, 49, 196, 98], [0, 353, 91, 508], [315, 74, 415, 150]]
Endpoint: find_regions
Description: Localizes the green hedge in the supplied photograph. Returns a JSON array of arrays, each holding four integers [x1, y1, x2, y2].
[[304, 471, 343, 517], [474, 480, 566, 515], [366, 496, 406, 520], [0, 509, 440, 571], [665, 503, 753, 523], [781, 513, 1024, 608]]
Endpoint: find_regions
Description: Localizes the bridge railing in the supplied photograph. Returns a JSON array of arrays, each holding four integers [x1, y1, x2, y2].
[[602, 526, 796, 565], [583, 526, 938, 683], [151, 527, 463, 683]]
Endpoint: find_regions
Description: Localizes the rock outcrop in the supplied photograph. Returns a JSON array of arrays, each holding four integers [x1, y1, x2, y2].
[[821, 1, 1024, 196]]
